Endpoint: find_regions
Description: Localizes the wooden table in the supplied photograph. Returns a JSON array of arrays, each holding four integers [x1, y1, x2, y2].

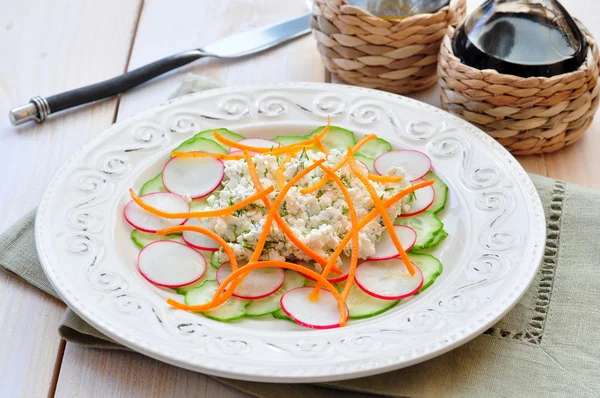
[[1, 0, 598, 396]]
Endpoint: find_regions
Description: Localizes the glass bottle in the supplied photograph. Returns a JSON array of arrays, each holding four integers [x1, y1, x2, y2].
[[347, 0, 450, 19], [452, 0, 587, 77]]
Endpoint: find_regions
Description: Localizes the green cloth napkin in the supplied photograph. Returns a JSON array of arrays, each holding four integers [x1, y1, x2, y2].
[[2, 77, 600, 397]]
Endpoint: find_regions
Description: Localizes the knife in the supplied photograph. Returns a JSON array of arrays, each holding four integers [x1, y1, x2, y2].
[[9, 12, 311, 126]]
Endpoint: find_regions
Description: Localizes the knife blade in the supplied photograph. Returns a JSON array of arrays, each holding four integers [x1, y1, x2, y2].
[[9, 12, 312, 126]]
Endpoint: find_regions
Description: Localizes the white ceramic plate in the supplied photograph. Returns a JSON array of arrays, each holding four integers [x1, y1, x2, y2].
[[36, 83, 545, 382]]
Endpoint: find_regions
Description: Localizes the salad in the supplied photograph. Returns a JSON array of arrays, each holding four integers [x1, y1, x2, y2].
[[124, 121, 448, 329]]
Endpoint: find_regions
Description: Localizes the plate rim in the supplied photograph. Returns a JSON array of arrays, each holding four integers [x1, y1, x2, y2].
[[35, 82, 546, 382]]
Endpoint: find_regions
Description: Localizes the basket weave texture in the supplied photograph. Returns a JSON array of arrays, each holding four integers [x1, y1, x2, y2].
[[312, 0, 466, 94], [439, 24, 600, 155]]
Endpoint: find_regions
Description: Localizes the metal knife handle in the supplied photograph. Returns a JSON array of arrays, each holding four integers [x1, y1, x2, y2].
[[9, 49, 205, 126]]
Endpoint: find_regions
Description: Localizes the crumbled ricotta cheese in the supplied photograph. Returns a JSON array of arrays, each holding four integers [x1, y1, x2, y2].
[[208, 149, 410, 265]]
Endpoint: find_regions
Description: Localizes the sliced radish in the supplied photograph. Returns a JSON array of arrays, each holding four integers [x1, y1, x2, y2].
[[355, 259, 423, 300], [182, 218, 220, 251], [124, 192, 189, 233], [227, 138, 279, 153], [374, 150, 432, 181], [369, 225, 417, 261], [162, 157, 223, 199], [137, 241, 207, 288], [216, 263, 284, 299], [280, 287, 347, 329], [299, 256, 351, 283], [400, 181, 435, 217], [355, 160, 369, 174]]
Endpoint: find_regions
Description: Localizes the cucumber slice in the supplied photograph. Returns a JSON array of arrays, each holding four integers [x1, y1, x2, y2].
[[425, 172, 448, 214], [408, 253, 443, 293], [185, 280, 250, 322], [356, 137, 392, 159], [394, 212, 443, 250], [273, 308, 294, 322], [354, 154, 375, 173], [210, 252, 223, 269], [139, 173, 166, 195], [417, 229, 448, 251], [309, 126, 357, 150], [174, 265, 217, 294], [272, 135, 308, 146], [245, 270, 306, 317], [196, 128, 245, 147], [173, 136, 227, 154], [130, 229, 182, 249], [342, 282, 399, 319]]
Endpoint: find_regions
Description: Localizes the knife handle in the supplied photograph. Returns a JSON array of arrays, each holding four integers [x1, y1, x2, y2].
[[9, 49, 205, 126]]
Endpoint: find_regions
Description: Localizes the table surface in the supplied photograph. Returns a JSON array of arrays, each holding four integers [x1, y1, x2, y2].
[[1, 0, 598, 396]]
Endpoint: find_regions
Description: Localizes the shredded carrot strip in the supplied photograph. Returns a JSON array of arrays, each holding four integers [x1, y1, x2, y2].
[[318, 179, 435, 282], [172, 143, 313, 160], [171, 151, 245, 160], [249, 157, 325, 263], [157, 225, 238, 271], [213, 118, 331, 155], [368, 174, 403, 183], [347, 154, 416, 276], [214, 132, 281, 153], [299, 134, 377, 194], [277, 116, 331, 150], [313, 120, 330, 155], [275, 150, 299, 189], [166, 261, 342, 313], [213, 133, 317, 156], [128, 187, 274, 219], [308, 164, 358, 325], [314, 136, 329, 155], [242, 150, 340, 273]]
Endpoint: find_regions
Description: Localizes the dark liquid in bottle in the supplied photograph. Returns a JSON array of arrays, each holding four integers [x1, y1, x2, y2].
[[453, 12, 587, 77]]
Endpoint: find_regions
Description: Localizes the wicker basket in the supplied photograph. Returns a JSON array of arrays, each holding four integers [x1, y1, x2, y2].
[[312, 0, 467, 94], [438, 24, 600, 155]]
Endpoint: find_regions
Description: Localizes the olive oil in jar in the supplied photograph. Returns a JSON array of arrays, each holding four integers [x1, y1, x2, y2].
[[347, 0, 449, 19], [452, 0, 587, 77]]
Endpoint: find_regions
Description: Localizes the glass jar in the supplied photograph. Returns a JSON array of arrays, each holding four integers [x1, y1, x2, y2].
[[452, 0, 587, 77], [347, 0, 449, 19]]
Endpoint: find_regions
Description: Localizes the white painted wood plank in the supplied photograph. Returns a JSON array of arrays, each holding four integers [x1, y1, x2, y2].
[[55, 345, 250, 398], [116, 0, 321, 120], [0, 0, 142, 397], [56, 0, 318, 397]]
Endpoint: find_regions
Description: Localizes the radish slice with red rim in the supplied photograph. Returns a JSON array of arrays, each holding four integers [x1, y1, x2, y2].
[[399, 180, 435, 217], [299, 256, 351, 283], [355, 160, 369, 174], [374, 150, 432, 181], [124, 192, 189, 233], [216, 263, 285, 299], [281, 287, 347, 329], [137, 241, 206, 288], [369, 225, 417, 261], [227, 138, 279, 153], [355, 259, 423, 300], [162, 157, 223, 199], [182, 218, 220, 252]]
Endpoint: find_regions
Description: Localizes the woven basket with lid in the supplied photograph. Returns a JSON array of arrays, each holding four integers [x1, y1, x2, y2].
[[438, 24, 600, 155], [312, 0, 466, 94]]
